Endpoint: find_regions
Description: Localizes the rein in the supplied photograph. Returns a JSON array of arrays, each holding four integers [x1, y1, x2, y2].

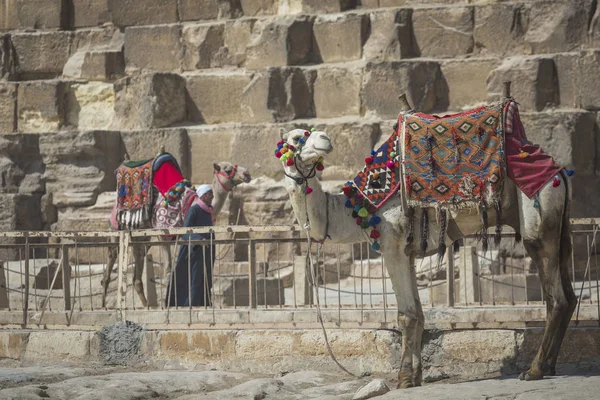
[[215, 164, 238, 192], [283, 154, 318, 186]]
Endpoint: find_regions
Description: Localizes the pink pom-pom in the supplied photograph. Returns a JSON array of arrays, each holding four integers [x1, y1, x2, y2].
[[316, 163, 324, 171], [386, 160, 396, 169], [275, 151, 282, 158], [365, 156, 374, 165], [305, 186, 313, 194], [553, 178, 561, 187], [286, 158, 294, 166]]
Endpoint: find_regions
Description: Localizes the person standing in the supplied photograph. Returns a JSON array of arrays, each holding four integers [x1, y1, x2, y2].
[[166, 184, 215, 307]]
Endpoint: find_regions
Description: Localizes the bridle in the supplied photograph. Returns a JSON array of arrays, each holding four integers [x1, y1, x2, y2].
[[215, 164, 239, 192], [283, 154, 319, 186]]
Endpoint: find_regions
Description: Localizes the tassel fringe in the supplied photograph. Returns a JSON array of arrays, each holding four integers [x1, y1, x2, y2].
[[420, 210, 429, 254], [437, 209, 447, 266], [480, 205, 489, 254], [406, 207, 415, 245], [494, 200, 502, 246]]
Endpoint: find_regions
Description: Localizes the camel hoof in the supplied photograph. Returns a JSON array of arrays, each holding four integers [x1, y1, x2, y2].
[[519, 371, 543, 381]]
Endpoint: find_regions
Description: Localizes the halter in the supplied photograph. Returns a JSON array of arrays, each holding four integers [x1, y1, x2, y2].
[[215, 164, 239, 192], [283, 153, 319, 186]]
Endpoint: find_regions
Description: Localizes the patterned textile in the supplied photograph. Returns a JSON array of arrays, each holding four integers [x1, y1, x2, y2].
[[352, 129, 401, 209], [152, 154, 185, 195], [115, 159, 154, 228], [401, 101, 506, 209], [153, 187, 198, 229]]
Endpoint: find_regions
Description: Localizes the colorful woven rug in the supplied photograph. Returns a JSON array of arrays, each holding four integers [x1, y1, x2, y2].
[[401, 101, 506, 209], [116, 159, 154, 228], [152, 187, 198, 229], [351, 129, 401, 209]]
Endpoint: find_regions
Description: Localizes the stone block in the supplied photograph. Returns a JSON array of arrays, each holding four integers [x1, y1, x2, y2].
[[14, 0, 66, 29], [124, 25, 183, 72], [240, 67, 315, 123], [120, 128, 190, 178], [229, 123, 288, 179], [17, 80, 66, 133], [307, 121, 380, 180], [112, 73, 187, 130], [0, 133, 44, 195], [73, 0, 111, 28], [63, 50, 125, 81], [186, 71, 251, 124], [108, 0, 178, 27], [487, 56, 558, 112], [313, 13, 368, 63], [362, 61, 442, 119], [363, 8, 414, 61], [440, 59, 498, 110], [246, 16, 314, 69], [0, 83, 17, 133], [0, 0, 18, 30], [66, 82, 116, 131], [40, 130, 123, 208], [223, 18, 256, 66], [159, 331, 236, 360], [519, 110, 596, 175], [473, 3, 529, 57], [71, 25, 124, 53], [578, 50, 600, 110], [178, 0, 242, 20], [240, 0, 278, 16], [553, 52, 580, 109], [24, 331, 94, 361], [412, 7, 474, 58], [188, 125, 234, 184], [0, 332, 28, 359], [282, 0, 356, 14], [182, 22, 225, 70], [11, 31, 72, 79], [0, 193, 42, 231], [524, 0, 591, 54], [313, 66, 361, 118], [214, 276, 285, 307]]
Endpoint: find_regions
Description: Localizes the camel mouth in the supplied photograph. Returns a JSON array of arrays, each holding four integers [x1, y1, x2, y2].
[[242, 173, 252, 183]]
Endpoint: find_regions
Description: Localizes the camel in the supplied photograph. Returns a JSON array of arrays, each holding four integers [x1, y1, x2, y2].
[[277, 93, 575, 387], [101, 161, 251, 308]]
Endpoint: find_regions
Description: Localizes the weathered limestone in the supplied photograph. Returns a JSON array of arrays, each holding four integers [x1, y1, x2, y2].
[[362, 61, 442, 119], [524, 0, 592, 54], [282, 0, 356, 14], [0, 133, 44, 195], [0, 331, 28, 359], [108, 0, 178, 27], [440, 59, 497, 110], [112, 73, 187, 130], [363, 8, 413, 61], [240, 0, 278, 16], [229, 123, 288, 179], [313, 67, 361, 118], [13, 0, 66, 29], [313, 13, 368, 63], [188, 125, 234, 183], [412, 7, 474, 58], [24, 331, 96, 362], [182, 22, 225, 70], [487, 56, 558, 112], [246, 16, 313, 69], [186, 71, 252, 124], [71, 25, 124, 53], [519, 111, 597, 175], [63, 50, 125, 81], [72, 0, 111, 28], [554, 50, 600, 110], [66, 83, 116, 131], [578, 50, 600, 110], [120, 128, 190, 178], [223, 19, 256, 66], [17, 80, 66, 133], [124, 25, 183, 72], [39, 130, 122, 208], [0, 0, 18, 30], [0, 82, 17, 133], [178, 0, 243, 20], [473, 3, 529, 57], [0, 193, 43, 231], [241, 67, 315, 123], [11, 31, 72, 79]]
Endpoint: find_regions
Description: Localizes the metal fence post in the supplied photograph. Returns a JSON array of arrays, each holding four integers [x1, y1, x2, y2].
[[61, 244, 71, 311], [446, 245, 455, 307], [23, 232, 30, 325], [248, 239, 257, 308]]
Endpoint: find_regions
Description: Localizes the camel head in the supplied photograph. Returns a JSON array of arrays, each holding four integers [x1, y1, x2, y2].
[[277, 129, 333, 180], [213, 162, 251, 192]]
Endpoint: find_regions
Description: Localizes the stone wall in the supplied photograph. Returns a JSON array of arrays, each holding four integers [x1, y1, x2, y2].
[[1, 0, 599, 238]]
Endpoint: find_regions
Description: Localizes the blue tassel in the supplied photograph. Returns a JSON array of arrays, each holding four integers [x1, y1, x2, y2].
[[298, 138, 305, 144], [534, 200, 540, 208], [371, 150, 376, 156], [354, 205, 361, 212], [566, 169, 574, 176], [371, 242, 381, 251], [345, 199, 352, 208], [369, 216, 382, 226]]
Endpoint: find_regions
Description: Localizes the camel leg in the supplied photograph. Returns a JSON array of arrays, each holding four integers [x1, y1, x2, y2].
[[518, 178, 576, 381], [132, 242, 148, 308], [383, 247, 424, 389], [102, 236, 118, 308]]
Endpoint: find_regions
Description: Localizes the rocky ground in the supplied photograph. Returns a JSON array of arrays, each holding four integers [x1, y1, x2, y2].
[[0, 363, 598, 400]]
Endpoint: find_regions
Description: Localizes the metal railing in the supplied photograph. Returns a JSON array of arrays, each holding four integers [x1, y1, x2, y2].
[[0, 219, 598, 328]]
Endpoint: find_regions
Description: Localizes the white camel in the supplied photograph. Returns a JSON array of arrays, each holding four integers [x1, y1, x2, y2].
[[102, 162, 251, 307], [278, 100, 575, 388]]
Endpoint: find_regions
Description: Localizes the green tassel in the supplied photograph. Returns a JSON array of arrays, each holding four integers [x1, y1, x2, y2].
[[358, 207, 369, 218]]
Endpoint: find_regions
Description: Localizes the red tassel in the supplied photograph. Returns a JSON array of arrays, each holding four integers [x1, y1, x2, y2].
[[553, 178, 561, 187], [286, 158, 294, 166], [370, 230, 381, 239], [365, 156, 374, 165], [316, 163, 324, 171]]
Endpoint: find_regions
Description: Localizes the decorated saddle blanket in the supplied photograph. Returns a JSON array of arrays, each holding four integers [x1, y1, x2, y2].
[[115, 159, 154, 228], [152, 187, 198, 230], [401, 101, 506, 208]]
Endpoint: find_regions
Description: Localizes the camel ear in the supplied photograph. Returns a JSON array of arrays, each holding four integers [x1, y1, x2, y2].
[[213, 163, 221, 172]]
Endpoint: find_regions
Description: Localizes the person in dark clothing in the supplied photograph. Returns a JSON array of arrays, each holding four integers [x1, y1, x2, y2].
[[166, 184, 215, 307]]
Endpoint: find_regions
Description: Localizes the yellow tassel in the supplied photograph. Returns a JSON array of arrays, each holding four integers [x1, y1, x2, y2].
[[519, 151, 529, 158]]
